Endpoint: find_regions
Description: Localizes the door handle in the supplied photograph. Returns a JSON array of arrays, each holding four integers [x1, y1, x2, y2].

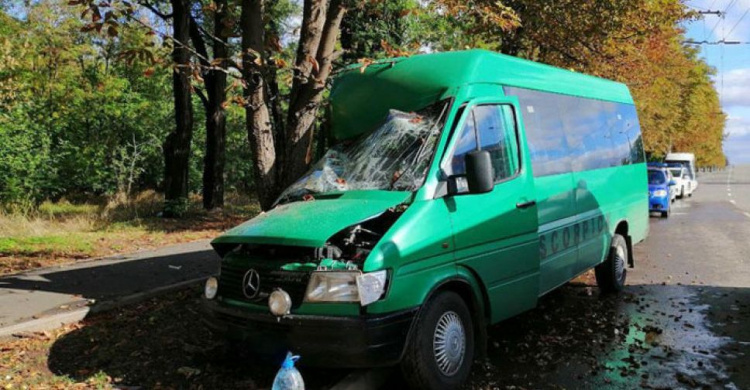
[[516, 200, 537, 209]]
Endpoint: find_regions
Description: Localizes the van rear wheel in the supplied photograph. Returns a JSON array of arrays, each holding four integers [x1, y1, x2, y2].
[[595, 234, 628, 294], [401, 291, 474, 390]]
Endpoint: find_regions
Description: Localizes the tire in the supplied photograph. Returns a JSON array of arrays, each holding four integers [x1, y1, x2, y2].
[[401, 291, 475, 390], [679, 186, 685, 199], [595, 234, 628, 294]]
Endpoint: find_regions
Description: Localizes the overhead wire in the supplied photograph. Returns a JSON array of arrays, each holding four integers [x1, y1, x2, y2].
[[708, 0, 737, 39], [725, 7, 750, 38]]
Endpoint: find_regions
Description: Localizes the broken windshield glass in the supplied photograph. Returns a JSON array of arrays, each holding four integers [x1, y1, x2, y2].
[[277, 100, 450, 203]]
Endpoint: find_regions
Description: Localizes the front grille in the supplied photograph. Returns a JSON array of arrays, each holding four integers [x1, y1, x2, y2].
[[218, 262, 310, 308]]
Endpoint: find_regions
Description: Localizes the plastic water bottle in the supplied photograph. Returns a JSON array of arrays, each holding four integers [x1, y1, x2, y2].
[[271, 352, 304, 390]]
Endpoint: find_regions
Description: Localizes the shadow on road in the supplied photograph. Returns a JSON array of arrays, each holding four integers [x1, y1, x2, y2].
[[45, 286, 348, 389], [43, 283, 748, 389]]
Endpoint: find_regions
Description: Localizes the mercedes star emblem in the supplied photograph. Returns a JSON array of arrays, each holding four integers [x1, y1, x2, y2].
[[242, 268, 261, 299]]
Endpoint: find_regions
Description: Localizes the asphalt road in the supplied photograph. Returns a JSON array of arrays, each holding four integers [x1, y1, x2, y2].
[[0, 240, 219, 333], [460, 165, 750, 389]]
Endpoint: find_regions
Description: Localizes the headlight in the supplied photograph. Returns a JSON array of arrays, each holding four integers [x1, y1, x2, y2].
[[204, 277, 218, 299], [304, 270, 388, 305], [305, 271, 359, 302], [653, 190, 668, 197]]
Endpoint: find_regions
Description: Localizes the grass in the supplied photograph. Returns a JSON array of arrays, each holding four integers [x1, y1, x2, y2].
[[0, 192, 260, 276]]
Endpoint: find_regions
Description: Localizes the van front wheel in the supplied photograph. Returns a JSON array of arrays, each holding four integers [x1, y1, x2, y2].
[[401, 291, 474, 390], [595, 234, 628, 294]]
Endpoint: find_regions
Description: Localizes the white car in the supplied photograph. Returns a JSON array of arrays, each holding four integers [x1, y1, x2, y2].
[[668, 166, 694, 198], [665, 152, 698, 193], [666, 169, 678, 203]]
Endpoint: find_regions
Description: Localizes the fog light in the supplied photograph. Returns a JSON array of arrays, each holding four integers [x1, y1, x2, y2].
[[269, 289, 292, 316], [204, 277, 218, 299]]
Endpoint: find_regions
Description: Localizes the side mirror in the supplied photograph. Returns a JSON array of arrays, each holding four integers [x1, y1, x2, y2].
[[465, 150, 494, 194], [668, 180, 677, 186]]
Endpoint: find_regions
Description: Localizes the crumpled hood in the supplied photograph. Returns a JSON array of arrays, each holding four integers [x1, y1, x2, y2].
[[212, 190, 411, 249]]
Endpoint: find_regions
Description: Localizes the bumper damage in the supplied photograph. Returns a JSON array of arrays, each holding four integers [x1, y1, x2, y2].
[[202, 299, 417, 367]]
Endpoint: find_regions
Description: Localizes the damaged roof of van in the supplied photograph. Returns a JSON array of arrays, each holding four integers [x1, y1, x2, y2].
[[330, 49, 633, 140]]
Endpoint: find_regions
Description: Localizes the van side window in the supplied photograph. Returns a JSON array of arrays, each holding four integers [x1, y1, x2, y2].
[[503, 86, 645, 177], [448, 104, 519, 184]]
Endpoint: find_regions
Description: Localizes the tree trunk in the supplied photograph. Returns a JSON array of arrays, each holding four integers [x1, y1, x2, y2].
[[200, 0, 229, 210], [241, 0, 278, 210], [281, 0, 346, 188], [163, 0, 194, 217]]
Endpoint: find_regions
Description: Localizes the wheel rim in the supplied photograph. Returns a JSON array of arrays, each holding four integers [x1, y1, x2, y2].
[[433, 310, 466, 376], [614, 245, 626, 282]]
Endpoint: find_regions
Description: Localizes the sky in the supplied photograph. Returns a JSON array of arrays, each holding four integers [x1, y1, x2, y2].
[[686, 0, 750, 164]]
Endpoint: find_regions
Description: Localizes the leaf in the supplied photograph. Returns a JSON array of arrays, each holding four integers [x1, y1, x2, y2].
[[358, 58, 374, 73], [107, 25, 118, 37], [274, 58, 287, 68], [176, 366, 201, 378], [143, 68, 155, 78], [268, 35, 283, 52]]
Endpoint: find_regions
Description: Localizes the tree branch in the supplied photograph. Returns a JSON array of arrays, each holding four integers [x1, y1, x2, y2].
[[188, 15, 211, 68], [314, 0, 345, 87], [140, 2, 173, 19], [194, 86, 209, 107]]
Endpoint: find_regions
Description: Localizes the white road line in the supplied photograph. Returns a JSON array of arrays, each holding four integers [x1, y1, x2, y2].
[[744, 212, 750, 219], [730, 200, 736, 204]]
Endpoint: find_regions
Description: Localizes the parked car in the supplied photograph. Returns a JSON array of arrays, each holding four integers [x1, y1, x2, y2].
[[202, 50, 649, 390], [667, 165, 693, 198], [648, 167, 677, 217]]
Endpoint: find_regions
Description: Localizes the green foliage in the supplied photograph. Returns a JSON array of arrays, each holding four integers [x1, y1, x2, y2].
[[0, 1, 171, 205], [339, 0, 420, 61], [0, 0, 259, 207]]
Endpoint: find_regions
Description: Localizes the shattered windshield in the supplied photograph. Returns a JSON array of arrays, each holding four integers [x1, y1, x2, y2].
[[277, 100, 450, 203]]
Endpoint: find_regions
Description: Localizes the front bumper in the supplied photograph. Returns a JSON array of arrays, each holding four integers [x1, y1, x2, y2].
[[649, 196, 669, 211], [202, 299, 417, 367]]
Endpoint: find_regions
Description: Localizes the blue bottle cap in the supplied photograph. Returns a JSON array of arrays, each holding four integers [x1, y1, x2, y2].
[[282, 352, 300, 369]]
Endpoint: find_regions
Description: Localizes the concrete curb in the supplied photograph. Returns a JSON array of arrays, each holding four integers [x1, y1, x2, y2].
[[0, 307, 90, 338], [0, 276, 206, 339]]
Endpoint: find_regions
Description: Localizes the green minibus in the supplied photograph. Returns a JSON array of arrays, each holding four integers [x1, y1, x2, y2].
[[203, 49, 649, 389]]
